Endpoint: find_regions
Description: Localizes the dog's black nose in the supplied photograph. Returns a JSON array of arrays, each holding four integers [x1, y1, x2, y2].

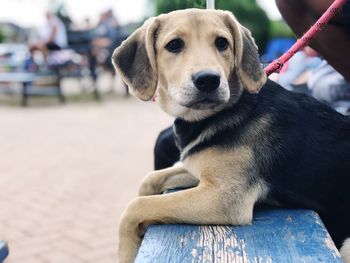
[[193, 71, 221, 93]]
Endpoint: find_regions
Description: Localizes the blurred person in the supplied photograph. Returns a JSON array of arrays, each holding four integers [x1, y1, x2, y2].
[[261, 37, 295, 64], [29, 11, 68, 58], [92, 9, 119, 65], [276, 0, 350, 112], [277, 46, 322, 91], [91, 9, 128, 94], [308, 60, 350, 105], [275, 0, 350, 82]]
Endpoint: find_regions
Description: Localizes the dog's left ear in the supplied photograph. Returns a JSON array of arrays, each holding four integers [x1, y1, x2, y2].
[[111, 18, 159, 101], [224, 12, 266, 93]]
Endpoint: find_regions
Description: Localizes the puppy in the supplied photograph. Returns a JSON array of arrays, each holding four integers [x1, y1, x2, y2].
[[112, 9, 350, 263]]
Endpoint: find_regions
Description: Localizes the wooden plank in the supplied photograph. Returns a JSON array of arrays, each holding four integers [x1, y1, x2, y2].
[[135, 209, 343, 263], [0, 240, 9, 262]]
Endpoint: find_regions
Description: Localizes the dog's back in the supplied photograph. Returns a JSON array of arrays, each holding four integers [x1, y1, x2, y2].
[[258, 80, 350, 247]]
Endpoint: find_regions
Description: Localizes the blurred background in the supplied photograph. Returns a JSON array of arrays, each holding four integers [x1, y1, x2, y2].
[[1, 0, 345, 262]]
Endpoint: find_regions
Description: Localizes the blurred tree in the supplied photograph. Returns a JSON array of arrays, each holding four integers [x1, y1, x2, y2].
[[269, 20, 294, 38], [55, 4, 72, 29], [154, 0, 270, 52], [48, 0, 72, 29], [0, 29, 4, 43]]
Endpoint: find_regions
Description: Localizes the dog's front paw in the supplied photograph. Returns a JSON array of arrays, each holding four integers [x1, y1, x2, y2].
[[138, 172, 161, 196], [138, 181, 158, 196]]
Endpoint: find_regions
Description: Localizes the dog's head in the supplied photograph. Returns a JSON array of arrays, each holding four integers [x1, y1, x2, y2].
[[112, 9, 266, 121]]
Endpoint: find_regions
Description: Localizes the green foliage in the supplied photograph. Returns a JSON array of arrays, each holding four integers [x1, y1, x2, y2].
[[56, 5, 72, 28], [269, 20, 294, 38], [49, 0, 72, 28], [154, 0, 270, 52], [0, 29, 4, 43], [155, 0, 204, 13]]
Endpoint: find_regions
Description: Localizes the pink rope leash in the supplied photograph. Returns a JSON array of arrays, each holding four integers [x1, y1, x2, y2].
[[264, 0, 347, 76]]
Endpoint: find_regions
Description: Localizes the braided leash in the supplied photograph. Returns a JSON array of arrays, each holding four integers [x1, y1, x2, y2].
[[264, 0, 348, 76]]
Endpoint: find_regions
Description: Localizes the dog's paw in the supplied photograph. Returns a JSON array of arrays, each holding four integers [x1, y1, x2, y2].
[[138, 172, 160, 196], [138, 182, 157, 196]]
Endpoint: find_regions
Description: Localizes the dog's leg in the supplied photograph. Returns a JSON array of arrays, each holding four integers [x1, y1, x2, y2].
[[341, 238, 350, 263], [138, 165, 199, 196], [118, 182, 259, 263]]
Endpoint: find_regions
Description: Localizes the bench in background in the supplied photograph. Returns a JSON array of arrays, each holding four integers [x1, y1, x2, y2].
[[0, 72, 64, 106]]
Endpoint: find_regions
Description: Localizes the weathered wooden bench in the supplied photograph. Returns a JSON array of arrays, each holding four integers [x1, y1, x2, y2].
[[0, 240, 9, 263], [135, 207, 343, 262]]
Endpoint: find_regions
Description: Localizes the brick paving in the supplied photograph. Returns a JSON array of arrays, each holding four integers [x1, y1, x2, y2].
[[0, 98, 172, 262]]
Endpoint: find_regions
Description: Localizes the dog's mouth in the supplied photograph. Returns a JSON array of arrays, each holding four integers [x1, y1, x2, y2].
[[173, 84, 230, 111], [183, 97, 222, 109]]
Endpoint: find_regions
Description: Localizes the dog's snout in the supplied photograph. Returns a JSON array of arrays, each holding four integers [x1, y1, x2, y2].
[[193, 71, 221, 93]]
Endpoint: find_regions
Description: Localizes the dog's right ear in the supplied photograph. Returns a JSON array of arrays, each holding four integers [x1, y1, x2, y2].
[[223, 12, 266, 94], [112, 18, 159, 101]]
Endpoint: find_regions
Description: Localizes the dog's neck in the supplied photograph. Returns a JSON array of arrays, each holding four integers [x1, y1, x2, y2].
[[173, 89, 257, 155]]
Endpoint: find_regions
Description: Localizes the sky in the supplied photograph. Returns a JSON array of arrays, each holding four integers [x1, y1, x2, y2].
[[257, 0, 282, 20], [0, 0, 281, 28]]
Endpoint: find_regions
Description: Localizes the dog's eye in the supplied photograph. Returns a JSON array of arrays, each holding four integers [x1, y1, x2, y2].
[[215, 37, 228, 51], [165, 38, 184, 53]]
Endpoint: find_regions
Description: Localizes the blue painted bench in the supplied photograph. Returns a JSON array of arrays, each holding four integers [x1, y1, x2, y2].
[[0, 240, 9, 262], [135, 209, 343, 262]]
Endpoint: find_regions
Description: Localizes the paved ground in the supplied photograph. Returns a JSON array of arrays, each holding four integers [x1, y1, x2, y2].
[[0, 96, 172, 262]]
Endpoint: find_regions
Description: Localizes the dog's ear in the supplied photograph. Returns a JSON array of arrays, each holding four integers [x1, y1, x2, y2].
[[224, 12, 266, 93], [112, 18, 159, 101]]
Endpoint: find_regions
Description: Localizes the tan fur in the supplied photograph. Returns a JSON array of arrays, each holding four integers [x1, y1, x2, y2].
[[341, 238, 350, 263], [113, 9, 268, 263], [183, 147, 268, 224], [138, 165, 199, 196]]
